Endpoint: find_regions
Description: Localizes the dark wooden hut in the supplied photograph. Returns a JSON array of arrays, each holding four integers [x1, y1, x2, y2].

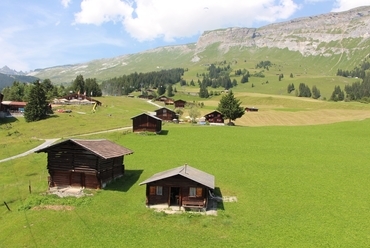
[[35, 139, 133, 189], [174, 99, 186, 108], [156, 95, 174, 105], [204, 111, 224, 124], [155, 107, 178, 121], [131, 113, 162, 133], [245, 107, 258, 112], [139, 164, 215, 210]]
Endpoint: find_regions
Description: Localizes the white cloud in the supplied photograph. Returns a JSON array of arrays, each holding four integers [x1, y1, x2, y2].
[[74, 0, 299, 42], [74, 0, 133, 25], [332, 0, 369, 12], [61, 0, 72, 8]]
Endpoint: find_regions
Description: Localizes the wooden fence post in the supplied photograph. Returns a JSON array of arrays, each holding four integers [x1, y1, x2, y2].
[[4, 201, 11, 211]]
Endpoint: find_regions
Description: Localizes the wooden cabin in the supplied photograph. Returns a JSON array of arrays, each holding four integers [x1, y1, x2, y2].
[[174, 99, 186, 108], [131, 113, 162, 133], [245, 107, 258, 112], [35, 139, 134, 189], [139, 164, 215, 210], [155, 107, 178, 121], [204, 111, 224, 124], [156, 95, 174, 105]]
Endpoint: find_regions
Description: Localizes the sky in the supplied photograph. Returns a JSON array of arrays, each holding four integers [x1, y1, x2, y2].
[[0, 0, 369, 72]]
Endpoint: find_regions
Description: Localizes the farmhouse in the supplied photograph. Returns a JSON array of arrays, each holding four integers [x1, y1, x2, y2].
[[155, 107, 178, 121], [139, 164, 215, 210], [174, 99, 186, 108], [35, 139, 133, 189], [204, 110, 224, 124], [131, 113, 162, 133], [0, 96, 27, 118]]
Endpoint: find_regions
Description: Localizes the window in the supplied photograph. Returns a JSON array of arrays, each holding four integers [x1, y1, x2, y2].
[[156, 186, 163, 195], [189, 187, 196, 197], [150, 186, 163, 195], [190, 187, 203, 197]]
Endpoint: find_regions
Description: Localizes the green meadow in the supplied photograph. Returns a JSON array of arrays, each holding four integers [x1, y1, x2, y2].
[[1, 94, 370, 247]]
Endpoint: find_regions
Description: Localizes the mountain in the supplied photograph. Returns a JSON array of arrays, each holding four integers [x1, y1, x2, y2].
[[0, 66, 27, 75], [0, 73, 39, 90], [29, 6, 370, 84]]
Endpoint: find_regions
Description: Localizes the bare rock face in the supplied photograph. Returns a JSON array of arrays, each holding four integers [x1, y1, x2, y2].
[[196, 6, 370, 57]]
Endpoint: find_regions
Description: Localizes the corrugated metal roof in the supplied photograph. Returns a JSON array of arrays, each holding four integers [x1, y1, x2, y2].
[[139, 164, 215, 189], [35, 139, 133, 159]]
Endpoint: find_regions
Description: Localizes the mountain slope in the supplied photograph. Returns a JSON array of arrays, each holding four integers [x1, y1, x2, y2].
[[29, 6, 370, 84], [0, 73, 39, 90]]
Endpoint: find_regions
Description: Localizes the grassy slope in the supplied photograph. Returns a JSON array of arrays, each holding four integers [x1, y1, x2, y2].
[[2, 120, 370, 247], [2, 37, 370, 247]]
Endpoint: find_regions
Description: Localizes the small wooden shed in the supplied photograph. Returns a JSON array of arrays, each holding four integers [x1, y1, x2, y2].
[[174, 99, 186, 108], [204, 110, 224, 124], [155, 107, 178, 121], [35, 139, 134, 189], [139, 164, 215, 209], [131, 113, 162, 133], [245, 107, 258, 112]]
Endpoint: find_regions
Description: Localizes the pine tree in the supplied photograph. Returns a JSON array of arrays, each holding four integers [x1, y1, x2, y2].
[[167, 84, 174, 97], [24, 81, 50, 122], [217, 90, 245, 125]]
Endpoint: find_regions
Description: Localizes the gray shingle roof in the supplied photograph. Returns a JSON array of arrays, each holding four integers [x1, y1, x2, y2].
[[139, 164, 215, 189], [35, 139, 134, 159]]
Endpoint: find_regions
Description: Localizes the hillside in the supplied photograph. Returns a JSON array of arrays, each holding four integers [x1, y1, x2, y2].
[[28, 6, 370, 85], [0, 73, 39, 90]]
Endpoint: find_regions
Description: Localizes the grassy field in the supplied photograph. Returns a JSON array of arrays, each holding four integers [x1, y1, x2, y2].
[[1, 94, 370, 247], [2, 120, 370, 247]]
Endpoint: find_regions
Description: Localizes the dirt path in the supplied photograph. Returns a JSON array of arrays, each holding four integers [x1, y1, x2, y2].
[[0, 138, 60, 163]]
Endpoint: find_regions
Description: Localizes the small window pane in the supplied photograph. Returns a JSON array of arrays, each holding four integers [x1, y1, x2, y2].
[[156, 186, 163, 195], [189, 187, 196, 197]]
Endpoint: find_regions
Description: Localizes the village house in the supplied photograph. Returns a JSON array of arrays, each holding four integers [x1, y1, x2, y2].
[[154, 107, 178, 121], [174, 99, 186, 108], [131, 113, 162, 133], [204, 110, 224, 124], [139, 164, 215, 210]]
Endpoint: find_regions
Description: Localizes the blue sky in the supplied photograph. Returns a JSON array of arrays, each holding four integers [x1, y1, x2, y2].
[[0, 0, 368, 72]]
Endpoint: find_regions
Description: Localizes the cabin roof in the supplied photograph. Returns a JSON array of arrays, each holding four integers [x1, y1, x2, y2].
[[155, 107, 175, 112], [205, 110, 223, 116], [35, 139, 134, 159], [131, 112, 162, 121], [139, 164, 215, 189], [1, 101, 27, 106]]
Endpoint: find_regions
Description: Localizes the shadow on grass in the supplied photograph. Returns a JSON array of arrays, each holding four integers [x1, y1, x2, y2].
[[104, 169, 143, 192], [214, 187, 225, 210], [0, 116, 18, 126], [158, 130, 169, 135]]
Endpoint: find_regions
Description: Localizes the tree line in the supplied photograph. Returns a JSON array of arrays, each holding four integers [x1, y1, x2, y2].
[[336, 56, 370, 79], [101, 68, 184, 96]]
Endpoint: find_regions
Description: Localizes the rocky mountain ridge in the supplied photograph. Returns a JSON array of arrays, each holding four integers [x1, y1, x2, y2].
[[195, 6, 370, 57], [27, 5, 370, 84]]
